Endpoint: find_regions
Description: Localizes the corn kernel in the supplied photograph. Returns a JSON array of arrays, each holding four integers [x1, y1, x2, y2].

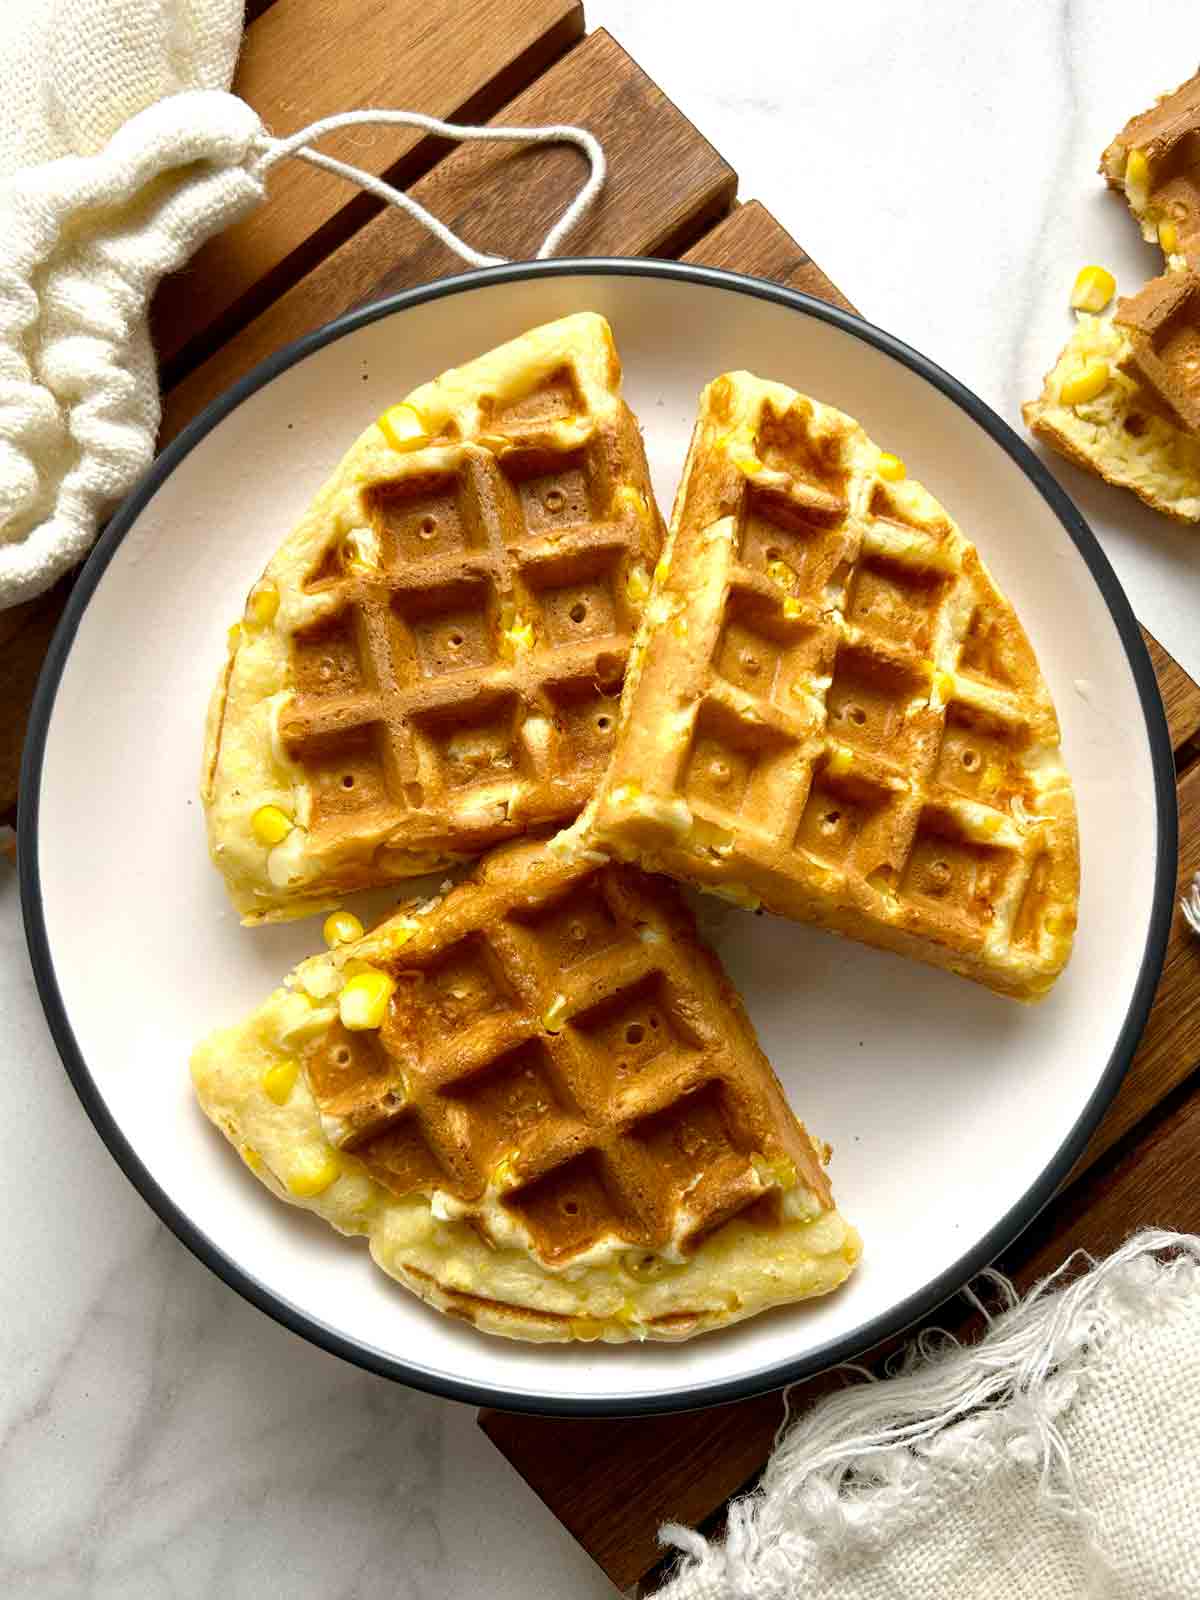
[[782, 596, 803, 619], [569, 1317, 605, 1341], [342, 532, 378, 574], [933, 669, 955, 700], [1069, 265, 1116, 313], [1045, 911, 1076, 937], [263, 1059, 300, 1105], [1060, 358, 1111, 406], [753, 1153, 799, 1191], [542, 994, 568, 1034], [626, 564, 652, 604], [611, 782, 642, 808], [980, 761, 1004, 796], [981, 814, 1004, 837], [227, 622, 241, 653], [323, 911, 364, 948], [1158, 219, 1180, 255], [734, 455, 763, 476], [877, 452, 906, 482], [245, 581, 279, 628], [1125, 146, 1149, 194], [826, 746, 854, 777], [251, 804, 293, 847], [616, 485, 648, 519], [672, 616, 689, 639], [766, 558, 797, 590], [286, 1153, 341, 1198], [377, 402, 428, 452], [499, 613, 535, 658], [491, 1154, 519, 1189], [338, 969, 396, 1030], [383, 917, 419, 952], [240, 1144, 264, 1173], [654, 558, 670, 585]]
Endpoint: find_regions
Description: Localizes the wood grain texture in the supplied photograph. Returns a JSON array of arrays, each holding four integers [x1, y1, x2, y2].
[[153, 0, 584, 379], [1143, 627, 1200, 751], [160, 29, 736, 444], [682, 199, 854, 312]]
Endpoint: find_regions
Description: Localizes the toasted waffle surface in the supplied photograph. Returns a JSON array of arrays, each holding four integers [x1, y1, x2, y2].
[[1113, 268, 1200, 433], [191, 838, 859, 1342], [566, 373, 1079, 1001], [203, 314, 665, 923], [1101, 69, 1200, 269], [1024, 312, 1200, 522]]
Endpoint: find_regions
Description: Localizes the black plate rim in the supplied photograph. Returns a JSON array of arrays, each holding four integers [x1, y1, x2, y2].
[[18, 257, 1178, 1418]]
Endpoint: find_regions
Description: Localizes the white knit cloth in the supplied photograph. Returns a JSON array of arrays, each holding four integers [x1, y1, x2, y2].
[[659, 1232, 1200, 1599], [0, 1, 604, 609]]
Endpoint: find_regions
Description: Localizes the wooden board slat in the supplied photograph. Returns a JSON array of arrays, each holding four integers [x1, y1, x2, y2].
[[160, 28, 736, 444], [1073, 758, 1200, 1174], [0, 578, 72, 824], [682, 198, 854, 312], [153, 0, 584, 379]]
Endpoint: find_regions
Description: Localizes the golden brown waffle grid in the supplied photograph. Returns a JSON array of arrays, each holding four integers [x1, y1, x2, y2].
[[574, 373, 1078, 1000], [303, 838, 832, 1267], [281, 401, 662, 874]]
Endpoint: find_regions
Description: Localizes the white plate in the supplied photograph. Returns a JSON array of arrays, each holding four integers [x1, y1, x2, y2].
[[20, 263, 1176, 1415]]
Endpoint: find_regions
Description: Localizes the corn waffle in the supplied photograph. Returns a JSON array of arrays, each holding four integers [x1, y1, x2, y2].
[[563, 373, 1079, 1001], [203, 314, 665, 923], [191, 838, 860, 1342], [1101, 69, 1200, 269], [1024, 311, 1200, 523]]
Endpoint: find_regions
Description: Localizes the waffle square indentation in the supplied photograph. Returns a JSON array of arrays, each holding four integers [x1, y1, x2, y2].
[[367, 470, 483, 563], [845, 556, 948, 652]]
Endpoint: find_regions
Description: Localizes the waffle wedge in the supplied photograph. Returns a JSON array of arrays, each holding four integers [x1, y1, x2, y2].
[[191, 838, 860, 1343], [1101, 68, 1200, 270], [203, 314, 664, 923], [564, 373, 1079, 1001]]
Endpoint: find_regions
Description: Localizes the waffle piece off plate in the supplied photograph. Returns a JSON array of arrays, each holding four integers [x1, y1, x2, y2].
[[1100, 68, 1200, 268], [1023, 308, 1200, 523], [203, 313, 664, 923], [191, 838, 859, 1343], [567, 373, 1079, 1001], [1026, 76, 1200, 518]]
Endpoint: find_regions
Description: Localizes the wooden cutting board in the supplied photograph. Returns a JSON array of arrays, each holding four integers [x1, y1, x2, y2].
[[6, 5, 1200, 1592]]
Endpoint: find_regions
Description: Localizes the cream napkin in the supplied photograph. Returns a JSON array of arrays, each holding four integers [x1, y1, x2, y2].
[[0, 0, 602, 611], [659, 1232, 1200, 1599], [0, 0, 251, 609]]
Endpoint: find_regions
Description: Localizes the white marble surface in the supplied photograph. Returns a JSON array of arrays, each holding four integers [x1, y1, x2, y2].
[[3, 3, 1198, 1595]]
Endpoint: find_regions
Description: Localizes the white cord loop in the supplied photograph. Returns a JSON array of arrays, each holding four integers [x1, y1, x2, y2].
[[256, 109, 606, 268]]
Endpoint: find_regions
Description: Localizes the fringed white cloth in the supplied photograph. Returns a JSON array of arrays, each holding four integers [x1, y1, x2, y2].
[[0, 0, 604, 609], [658, 1231, 1200, 1599]]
